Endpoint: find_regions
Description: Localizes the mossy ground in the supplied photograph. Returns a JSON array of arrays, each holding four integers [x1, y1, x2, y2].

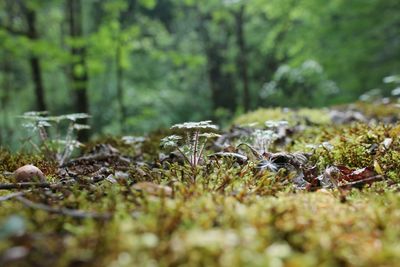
[[1, 104, 400, 267]]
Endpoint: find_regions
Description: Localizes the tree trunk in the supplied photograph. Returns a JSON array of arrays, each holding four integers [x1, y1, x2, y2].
[[205, 44, 236, 113], [0, 59, 12, 145], [116, 44, 126, 131], [67, 0, 89, 141], [199, 15, 237, 115], [235, 5, 250, 112], [26, 7, 47, 111]]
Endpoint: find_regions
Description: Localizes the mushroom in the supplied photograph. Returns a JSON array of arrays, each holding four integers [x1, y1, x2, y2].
[[13, 165, 46, 183]]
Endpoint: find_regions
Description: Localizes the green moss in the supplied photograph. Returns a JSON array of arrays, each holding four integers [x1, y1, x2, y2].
[[300, 123, 400, 180], [0, 148, 58, 182], [347, 101, 400, 119], [234, 108, 331, 126], [2, 181, 400, 266], [3, 106, 400, 266]]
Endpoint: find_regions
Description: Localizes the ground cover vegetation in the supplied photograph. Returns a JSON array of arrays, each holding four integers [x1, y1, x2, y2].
[[1, 0, 399, 148], [2, 100, 400, 266], [1, 0, 400, 266]]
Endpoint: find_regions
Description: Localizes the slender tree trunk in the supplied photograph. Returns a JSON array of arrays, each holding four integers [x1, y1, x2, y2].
[[67, 0, 89, 141], [116, 43, 126, 131], [205, 44, 236, 112], [235, 5, 250, 112], [0, 59, 12, 145], [26, 8, 47, 111], [198, 15, 237, 115]]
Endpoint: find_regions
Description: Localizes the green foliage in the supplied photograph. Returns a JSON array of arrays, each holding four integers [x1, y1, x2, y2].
[[19, 111, 90, 165], [161, 121, 220, 179], [309, 123, 400, 182], [3, 105, 400, 266], [0, 148, 58, 182], [351, 102, 400, 119], [2, 0, 399, 148], [261, 60, 339, 107], [139, 0, 157, 9], [2, 163, 400, 266]]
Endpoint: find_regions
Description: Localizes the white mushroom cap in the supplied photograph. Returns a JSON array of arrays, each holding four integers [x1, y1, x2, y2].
[[14, 165, 46, 182]]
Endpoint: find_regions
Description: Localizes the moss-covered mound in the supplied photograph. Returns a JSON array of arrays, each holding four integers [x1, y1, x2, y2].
[[1, 105, 400, 267], [234, 108, 332, 126]]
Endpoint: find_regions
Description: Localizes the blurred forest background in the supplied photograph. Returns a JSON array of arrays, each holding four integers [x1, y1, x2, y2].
[[0, 0, 399, 148]]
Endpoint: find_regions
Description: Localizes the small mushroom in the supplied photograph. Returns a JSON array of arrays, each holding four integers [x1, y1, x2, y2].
[[13, 165, 46, 183]]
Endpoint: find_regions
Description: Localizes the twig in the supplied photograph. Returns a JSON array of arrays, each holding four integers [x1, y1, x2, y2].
[[0, 182, 52, 190], [14, 196, 111, 220], [193, 130, 199, 166], [0, 179, 76, 190], [28, 139, 42, 153], [0, 191, 30, 202], [176, 147, 191, 165], [197, 138, 208, 165], [338, 175, 384, 189], [237, 143, 263, 159], [59, 122, 75, 166], [208, 152, 248, 164]]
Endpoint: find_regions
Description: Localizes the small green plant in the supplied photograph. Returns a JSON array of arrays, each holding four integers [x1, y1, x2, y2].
[[248, 129, 278, 154], [19, 111, 90, 165], [238, 120, 288, 158], [161, 121, 220, 181]]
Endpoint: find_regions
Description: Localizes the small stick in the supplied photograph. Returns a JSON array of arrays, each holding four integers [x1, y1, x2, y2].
[[338, 175, 383, 189], [0, 191, 29, 202], [237, 143, 263, 160], [0, 179, 76, 190], [197, 138, 208, 164], [193, 130, 199, 166], [14, 196, 111, 219], [176, 147, 191, 165]]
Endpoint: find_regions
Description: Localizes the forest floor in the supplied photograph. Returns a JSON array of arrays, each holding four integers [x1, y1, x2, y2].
[[1, 101, 400, 267]]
